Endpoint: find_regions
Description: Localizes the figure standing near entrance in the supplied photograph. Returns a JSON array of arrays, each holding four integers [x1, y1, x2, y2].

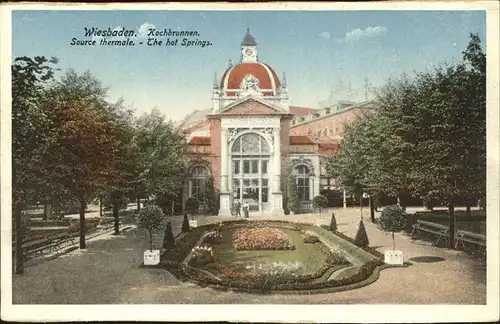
[[234, 199, 242, 217], [243, 202, 250, 218]]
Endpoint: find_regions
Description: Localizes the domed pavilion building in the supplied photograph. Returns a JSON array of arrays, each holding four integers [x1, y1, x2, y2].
[[179, 29, 376, 216]]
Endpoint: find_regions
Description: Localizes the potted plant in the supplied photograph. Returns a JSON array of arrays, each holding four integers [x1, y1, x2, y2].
[[286, 175, 299, 215], [137, 205, 164, 265], [185, 197, 199, 227], [313, 194, 328, 225], [378, 204, 408, 266]]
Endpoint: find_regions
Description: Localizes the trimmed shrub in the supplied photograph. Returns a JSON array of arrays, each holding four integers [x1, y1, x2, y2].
[[181, 213, 190, 233], [354, 220, 369, 247], [200, 175, 216, 215], [163, 222, 175, 250], [313, 195, 328, 216], [378, 204, 407, 251], [185, 197, 199, 216], [303, 234, 320, 244], [329, 213, 337, 231], [286, 175, 299, 214]]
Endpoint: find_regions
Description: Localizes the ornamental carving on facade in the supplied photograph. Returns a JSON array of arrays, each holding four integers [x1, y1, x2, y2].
[[227, 127, 276, 147], [289, 156, 315, 176]]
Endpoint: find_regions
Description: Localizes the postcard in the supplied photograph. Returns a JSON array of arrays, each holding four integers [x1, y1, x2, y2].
[[1, 2, 499, 323]]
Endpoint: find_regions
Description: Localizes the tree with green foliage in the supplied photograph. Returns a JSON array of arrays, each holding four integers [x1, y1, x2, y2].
[[137, 205, 164, 251], [133, 109, 188, 206], [378, 205, 408, 251], [42, 70, 126, 249], [286, 175, 299, 214], [327, 34, 486, 249], [12, 56, 59, 274]]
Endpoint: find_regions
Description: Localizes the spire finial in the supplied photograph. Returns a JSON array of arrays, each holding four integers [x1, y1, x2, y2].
[[213, 72, 218, 89], [228, 59, 233, 67], [282, 72, 287, 87]]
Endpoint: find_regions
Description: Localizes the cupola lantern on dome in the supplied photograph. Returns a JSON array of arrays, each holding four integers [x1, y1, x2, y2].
[[241, 28, 258, 63], [241, 28, 257, 46]]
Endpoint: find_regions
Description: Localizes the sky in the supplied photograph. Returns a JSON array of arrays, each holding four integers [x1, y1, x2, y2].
[[12, 10, 486, 122]]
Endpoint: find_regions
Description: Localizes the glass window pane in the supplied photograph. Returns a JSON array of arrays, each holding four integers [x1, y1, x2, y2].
[[251, 160, 258, 174], [261, 161, 268, 174], [233, 160, 240, 174], [251, 179, 259, 186], [243, 179, 250, 187], [298, 178, 304, 186], [241, 134, 260, 153], [262, 179, 268, 187], [261, 138, 269, 152], [243, 160, 250, 173], [233, 179, 240, 187], [262, 188, 268, 203], [231, 138, 241, 153]]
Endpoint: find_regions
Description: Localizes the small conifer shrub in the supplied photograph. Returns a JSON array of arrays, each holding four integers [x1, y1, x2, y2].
[[181, 213, 191, 233], [354, 220, 369, 247]]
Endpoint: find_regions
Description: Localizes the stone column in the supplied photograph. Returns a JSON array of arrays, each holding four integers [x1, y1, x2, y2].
[[219, 128, 231, 215], [273, 128, 281, 191], [271, 128, 284, 215], [220, 128, 229, 192]]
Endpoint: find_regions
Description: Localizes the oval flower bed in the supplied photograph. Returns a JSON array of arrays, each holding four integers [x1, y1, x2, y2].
[[158, 220, 386, 294], [233, 227, 295, 250]]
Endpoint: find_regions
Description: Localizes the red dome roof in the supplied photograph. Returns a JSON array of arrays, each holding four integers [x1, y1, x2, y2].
[[220, 62, 280, 96]]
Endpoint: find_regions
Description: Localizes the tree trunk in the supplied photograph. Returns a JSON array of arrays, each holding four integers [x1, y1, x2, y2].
[[79, 198, 86, 249], [14, 202, 24, 275], [149, 230, 153, 252], [137, 197, 141, 211], [359, 196, 363, 220], [99, 196, 103, 217], [369, 196, 375, 223], [448, 202, 455, 249], [392, 231, 395, 251], [113, 202, 120, 235], [171, 200, 175, 216], [43, 201, 51, 220]]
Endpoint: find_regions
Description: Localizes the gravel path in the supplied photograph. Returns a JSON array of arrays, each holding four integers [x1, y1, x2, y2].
[[12, 208, 486, 304]]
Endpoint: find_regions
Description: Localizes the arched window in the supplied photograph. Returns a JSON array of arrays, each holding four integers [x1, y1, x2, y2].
[[190, 166, 209, 199], [294, 165, 311, 201], [231, 133, 269, 154]]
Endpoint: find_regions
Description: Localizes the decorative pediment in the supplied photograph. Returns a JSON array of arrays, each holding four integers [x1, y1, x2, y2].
[[289, 156, 315, 176], [215, 96, 285, 116]]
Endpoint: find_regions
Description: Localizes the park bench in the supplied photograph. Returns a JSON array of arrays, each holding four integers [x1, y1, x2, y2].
[[14, 231, 78, 260], [410, 220, 450, 246], [455, 230, 486, 256]]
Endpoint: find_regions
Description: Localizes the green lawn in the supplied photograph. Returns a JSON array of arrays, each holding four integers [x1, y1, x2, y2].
[[211, 228, 330, 274]]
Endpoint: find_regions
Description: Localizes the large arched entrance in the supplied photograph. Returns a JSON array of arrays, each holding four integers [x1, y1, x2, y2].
[[229, 132, 271, 213]]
